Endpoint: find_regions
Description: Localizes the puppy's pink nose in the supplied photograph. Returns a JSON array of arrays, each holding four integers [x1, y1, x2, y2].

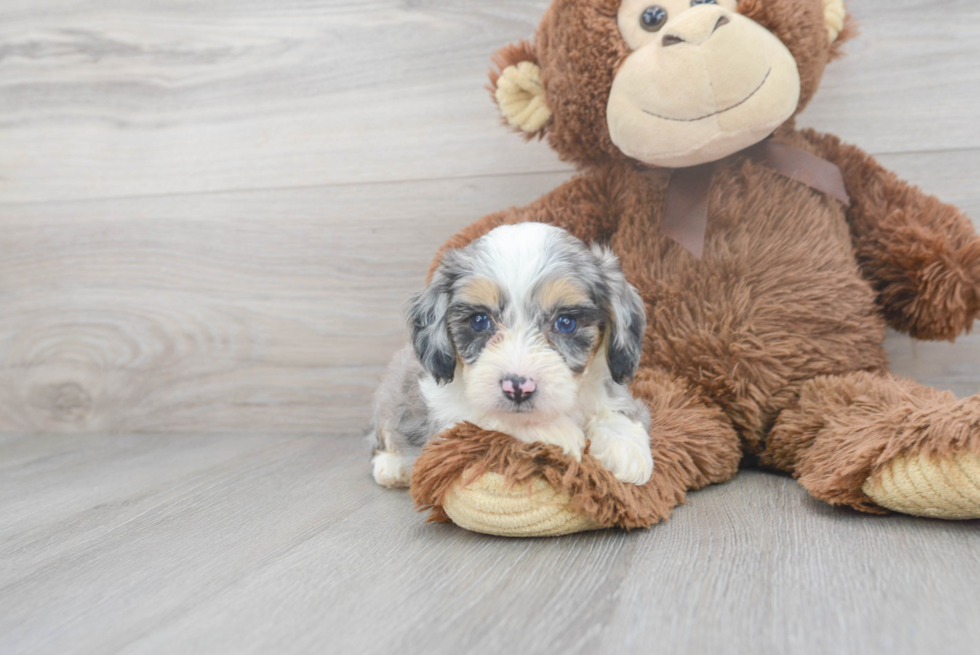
[[501, 376, 536, 404]]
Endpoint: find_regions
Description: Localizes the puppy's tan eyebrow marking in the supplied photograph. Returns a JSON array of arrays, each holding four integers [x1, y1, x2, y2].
[[458, 278, 501, 308], [539, 278, 589, 309]]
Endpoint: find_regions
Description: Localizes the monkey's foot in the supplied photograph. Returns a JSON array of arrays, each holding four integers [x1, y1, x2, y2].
[[442, 472, 601, 537], [863, 451, 980, 519], [411, 422, 696, 537]]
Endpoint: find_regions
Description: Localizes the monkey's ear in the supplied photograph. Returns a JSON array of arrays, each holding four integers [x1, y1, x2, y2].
[[823, 0, 847, 44], [489, 41, 552, 137]]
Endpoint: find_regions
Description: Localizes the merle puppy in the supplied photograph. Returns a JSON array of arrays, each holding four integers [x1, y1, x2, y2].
[[370, 223, 652, 488]]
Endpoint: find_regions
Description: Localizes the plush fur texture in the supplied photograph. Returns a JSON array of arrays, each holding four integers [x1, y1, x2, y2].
[[413, 364, 741, 529], [410, 0, 980, 527], [762, 371, 980, 512]]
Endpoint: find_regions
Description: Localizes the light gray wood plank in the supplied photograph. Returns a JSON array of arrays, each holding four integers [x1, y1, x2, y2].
[[1, 0, 978, 434], [0, 0, 978, 204], [887, 332, 980, 398], [0, 0, 562, 204], [0, 433, 288, 579], [0, 434, 377, 655], [1, 435, 977, 655], [603, 473, 980, 655], [1, 2, 978, 654], [0, 172, 570, 434], [798, 0, 980, 155], [2, 148, 978, 435]]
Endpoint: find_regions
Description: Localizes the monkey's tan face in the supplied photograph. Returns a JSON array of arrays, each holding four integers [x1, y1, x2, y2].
[[607, 0, 801, 168]]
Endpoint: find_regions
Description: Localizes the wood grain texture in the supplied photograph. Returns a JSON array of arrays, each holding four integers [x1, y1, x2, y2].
[[2, 2, 979, 653], [2, 0, 980, 434], [0, 0, 978, 205], [0, 156, 976, 434], [0, 173, 575, 433], [1, 434, 978, 655]]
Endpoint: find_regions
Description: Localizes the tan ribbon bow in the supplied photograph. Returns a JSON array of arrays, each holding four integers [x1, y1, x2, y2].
[[661, 140, 851, 259]]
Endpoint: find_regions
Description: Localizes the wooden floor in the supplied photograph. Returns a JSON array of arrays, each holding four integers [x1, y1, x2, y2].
[[1, 1, 979, 653], [2, 434, 979, 655]]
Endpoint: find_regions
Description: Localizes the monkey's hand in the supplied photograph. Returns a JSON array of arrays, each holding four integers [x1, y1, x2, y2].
[[804, 128, 980, 340]]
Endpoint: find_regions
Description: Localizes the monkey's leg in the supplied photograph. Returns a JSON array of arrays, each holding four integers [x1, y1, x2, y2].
[[762, 371, 980, 518], [415, 367, 741, 536], [630, 367, 743, 500]]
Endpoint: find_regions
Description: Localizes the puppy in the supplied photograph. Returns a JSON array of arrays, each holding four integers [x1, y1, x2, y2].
[[369, 222, 653, 488]]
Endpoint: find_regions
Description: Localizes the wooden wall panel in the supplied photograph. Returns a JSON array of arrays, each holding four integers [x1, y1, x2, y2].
[[0, 0, 978, 434]]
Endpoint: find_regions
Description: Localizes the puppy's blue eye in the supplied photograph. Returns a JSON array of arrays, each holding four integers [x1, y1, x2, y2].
[[470, 314, 491, 333], [554, 316, 577, 334]]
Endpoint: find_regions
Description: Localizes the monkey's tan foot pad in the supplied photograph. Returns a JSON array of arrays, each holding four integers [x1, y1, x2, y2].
[[863, 451, 980, 520], [410, 423, 678, 537], [442, 472, 601, 537]]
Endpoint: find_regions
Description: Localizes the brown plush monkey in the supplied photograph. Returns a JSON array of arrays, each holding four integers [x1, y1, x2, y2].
[[410, 0, 980, 536]]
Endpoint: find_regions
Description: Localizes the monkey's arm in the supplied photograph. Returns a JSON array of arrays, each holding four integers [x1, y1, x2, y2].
[[802, 128, 980, 340], [430, 169, 621, 276]]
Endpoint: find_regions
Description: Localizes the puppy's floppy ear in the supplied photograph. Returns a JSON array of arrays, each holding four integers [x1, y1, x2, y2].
[[408, 259, 458, 385], [593, 246, 646, 385], [490, 41, 552, 138]]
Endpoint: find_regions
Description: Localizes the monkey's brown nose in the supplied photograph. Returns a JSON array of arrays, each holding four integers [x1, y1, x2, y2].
[[662, 12, 730, 47]]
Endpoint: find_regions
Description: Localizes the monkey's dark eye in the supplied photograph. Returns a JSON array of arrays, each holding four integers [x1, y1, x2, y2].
[[640, 6, 668, 32], [470, 314, 491, 333], [554, 316, 577, 334], [691, 0, 717, 5]]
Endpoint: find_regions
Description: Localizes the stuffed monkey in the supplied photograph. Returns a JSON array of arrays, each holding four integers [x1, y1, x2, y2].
[[409, 0, 980, 536]]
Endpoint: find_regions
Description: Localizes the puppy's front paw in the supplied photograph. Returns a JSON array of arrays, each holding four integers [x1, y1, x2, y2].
[[372, 451, 413, 488], [588, 416, 653, 485]]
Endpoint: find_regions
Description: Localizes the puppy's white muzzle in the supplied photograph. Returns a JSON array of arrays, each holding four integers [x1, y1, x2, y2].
[[462, 328, 578, 421]]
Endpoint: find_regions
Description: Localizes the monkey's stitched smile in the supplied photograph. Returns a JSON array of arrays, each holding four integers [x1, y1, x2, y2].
[[642, 67, 772, 123]]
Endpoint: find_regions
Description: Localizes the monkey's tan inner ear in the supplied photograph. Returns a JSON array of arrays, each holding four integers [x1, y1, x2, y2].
[[823, 0, 846, 43], [495, 61, 552, 134]]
